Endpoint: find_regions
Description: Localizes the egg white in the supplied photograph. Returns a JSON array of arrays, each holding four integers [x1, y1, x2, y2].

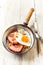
[[16, 31, 31, 46]]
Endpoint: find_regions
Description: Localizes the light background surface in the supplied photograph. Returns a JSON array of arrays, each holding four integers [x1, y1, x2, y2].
[[0, 0, 43, 65]]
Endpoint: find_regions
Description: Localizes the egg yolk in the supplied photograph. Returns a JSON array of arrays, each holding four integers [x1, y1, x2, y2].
[[21, 35, 29, 43]]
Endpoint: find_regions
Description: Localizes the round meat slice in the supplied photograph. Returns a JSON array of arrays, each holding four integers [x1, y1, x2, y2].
[[8, 43, 23, 53], [7, 32, 18, 44]]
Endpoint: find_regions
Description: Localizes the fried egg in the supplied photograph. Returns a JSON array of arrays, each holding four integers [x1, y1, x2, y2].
[[16, 31, 31, 46]]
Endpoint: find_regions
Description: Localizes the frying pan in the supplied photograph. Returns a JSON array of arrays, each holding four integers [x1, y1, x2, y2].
[[2, 8, 35, 54]]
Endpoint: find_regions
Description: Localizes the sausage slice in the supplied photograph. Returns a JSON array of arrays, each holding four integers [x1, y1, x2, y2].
[[7, 32, 18, 44], [8, 43, 23, 53]]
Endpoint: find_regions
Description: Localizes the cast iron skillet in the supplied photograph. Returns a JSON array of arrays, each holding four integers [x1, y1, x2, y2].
[[2, 8, 35, 54]]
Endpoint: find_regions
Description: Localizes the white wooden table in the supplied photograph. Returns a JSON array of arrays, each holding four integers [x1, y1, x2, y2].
[[0, 0, 43, 65]]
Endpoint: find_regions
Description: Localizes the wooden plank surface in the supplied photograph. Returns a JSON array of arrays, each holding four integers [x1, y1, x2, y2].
[[0, 0, 43, 65]]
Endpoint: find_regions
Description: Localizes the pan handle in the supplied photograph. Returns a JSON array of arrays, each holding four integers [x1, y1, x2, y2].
[[24, 8, 34, 25]]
